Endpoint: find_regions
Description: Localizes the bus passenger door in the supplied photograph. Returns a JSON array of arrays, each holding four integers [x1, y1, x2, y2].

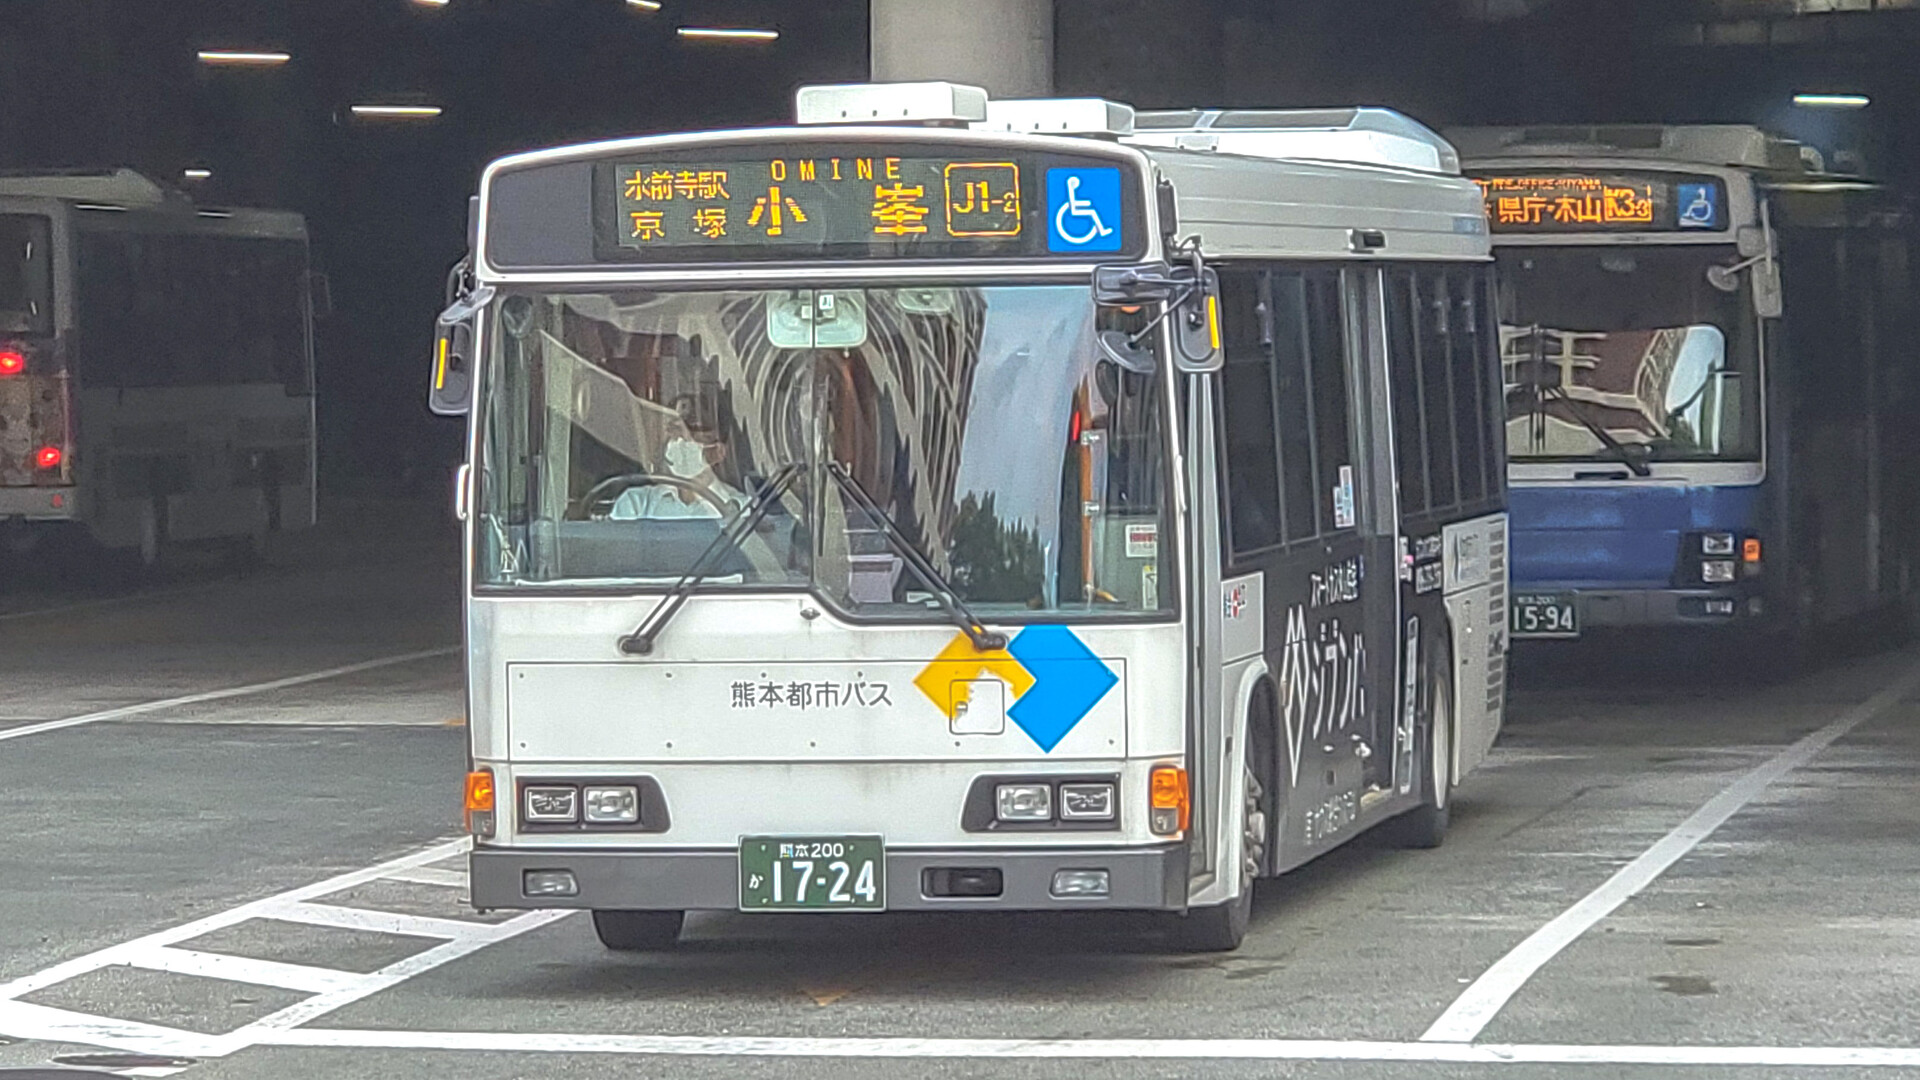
[[1345, 268, 1405, 802], [1265, 268, 1391, 849]]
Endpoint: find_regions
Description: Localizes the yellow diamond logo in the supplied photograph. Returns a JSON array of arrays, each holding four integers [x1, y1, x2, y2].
[[912, 633, 1035, 720]]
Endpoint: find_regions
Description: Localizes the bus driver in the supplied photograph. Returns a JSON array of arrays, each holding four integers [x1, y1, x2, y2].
[[607, 397, 750, 521]]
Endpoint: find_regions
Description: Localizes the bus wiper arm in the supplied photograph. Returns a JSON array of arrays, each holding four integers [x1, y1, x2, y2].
[[1542, 384, 1652, 477], [823, 461, 1008, 652], [617, 461, 806, 656]]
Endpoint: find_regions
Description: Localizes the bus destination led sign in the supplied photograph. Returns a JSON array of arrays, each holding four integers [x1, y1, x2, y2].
[[1472, 172, 1728, 234], [587, 145, 1142, 263], [615, 156, 1020, 248]]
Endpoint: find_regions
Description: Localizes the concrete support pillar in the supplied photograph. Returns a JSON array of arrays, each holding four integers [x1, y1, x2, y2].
[[870, 0, 1053, 98]]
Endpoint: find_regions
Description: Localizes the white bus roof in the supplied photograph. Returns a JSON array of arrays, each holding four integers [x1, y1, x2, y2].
[[476, 84, 1489, 269], [0, 168, 307, 239], [1117, 105, 1483, 261], [0, 167, 173, 205], [1446, 124, 1816, 175], [1130, 107, 1461, 175]]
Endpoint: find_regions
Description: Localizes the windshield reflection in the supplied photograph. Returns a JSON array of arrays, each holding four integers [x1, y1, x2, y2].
[[1495, 246, 1760, 463], [476, 284, 1174, 619]]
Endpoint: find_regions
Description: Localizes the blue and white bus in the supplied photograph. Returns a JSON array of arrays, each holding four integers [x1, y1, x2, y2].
[[1451, 126, 1918, 653]]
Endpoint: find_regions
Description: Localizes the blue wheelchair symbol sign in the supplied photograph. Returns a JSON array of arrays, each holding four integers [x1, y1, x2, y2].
[[1676, 183, 1720, 229], [1047, 168, 1123, 253]]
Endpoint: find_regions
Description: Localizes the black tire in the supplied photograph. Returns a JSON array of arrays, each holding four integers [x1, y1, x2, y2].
[[1167, 758, 1264, 953], [1393, 644, 1453, 850], [591, 909, 684, 951]]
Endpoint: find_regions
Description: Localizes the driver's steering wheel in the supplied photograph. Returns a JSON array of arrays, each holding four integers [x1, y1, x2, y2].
[[572, 473, 736, 521]]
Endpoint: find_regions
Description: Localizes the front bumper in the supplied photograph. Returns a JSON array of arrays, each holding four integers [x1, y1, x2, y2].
[[471, 843, 1189, 912], [1531, 587, 1762, 630]]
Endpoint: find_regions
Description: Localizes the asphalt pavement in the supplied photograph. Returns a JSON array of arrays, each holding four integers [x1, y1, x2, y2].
[[4, 508, 1920, 1078]]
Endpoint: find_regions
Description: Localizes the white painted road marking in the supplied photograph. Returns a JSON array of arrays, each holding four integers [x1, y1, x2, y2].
[[0, 836, 569, 1059], [0, 646, 459, 744], [255, 1029, 1920, 1068], [1422, 660, 1920, 1044]]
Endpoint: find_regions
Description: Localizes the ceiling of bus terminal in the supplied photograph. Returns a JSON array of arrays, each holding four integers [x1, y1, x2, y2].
[[1, 0, 1913, 481]]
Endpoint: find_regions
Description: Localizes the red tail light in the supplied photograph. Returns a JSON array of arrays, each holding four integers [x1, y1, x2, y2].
[[0, 350, 24, 377], [35, 445, 62, 470]]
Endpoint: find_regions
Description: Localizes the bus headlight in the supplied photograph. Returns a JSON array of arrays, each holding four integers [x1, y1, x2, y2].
[[1059, 783, 1116, 821], [1701, 533, 1736, 555], [995, 783, 1053, 822], [523, 785, 579, 823], [582, 785, 640, 824], [1702, 560, 1737, 584]]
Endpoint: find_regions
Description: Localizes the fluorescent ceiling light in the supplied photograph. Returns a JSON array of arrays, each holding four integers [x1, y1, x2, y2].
[[74, 203, 127, 212], [1793, 92, 1869, 108], [350, 104, 444, 118], [197, 49, 291, 65], [182, 168, 212, 181], [198, 210, 234, 219], [415, 0, 451, 5], [627, 0, 662, 9], [677, 26, 779, 41]]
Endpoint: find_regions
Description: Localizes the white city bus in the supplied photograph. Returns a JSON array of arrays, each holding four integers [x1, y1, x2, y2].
[[0, 169, 317, 567], [440, 84, 1508, 952]]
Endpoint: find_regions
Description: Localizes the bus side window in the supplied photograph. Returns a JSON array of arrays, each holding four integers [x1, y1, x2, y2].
[[1449, 268, 1489, 511], [1475, 268, 1508, 502], [1416, 268, 1460, 513], [1216, 268, 1283, 556], [1384, 270, 1428, 518], [77, 232, 138, 389], [1303, 270, 1354, 534], [1269, 271, 1321, 542]]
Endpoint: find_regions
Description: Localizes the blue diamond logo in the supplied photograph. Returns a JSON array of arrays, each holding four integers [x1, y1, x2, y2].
[[1006, 625, 1118, 753]]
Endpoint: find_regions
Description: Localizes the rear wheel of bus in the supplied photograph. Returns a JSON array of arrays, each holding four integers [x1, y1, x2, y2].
[[591, 909, 684, 951]]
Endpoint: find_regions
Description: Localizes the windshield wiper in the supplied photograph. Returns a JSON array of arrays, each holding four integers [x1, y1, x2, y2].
[[1541, 383, 1652, 477], [617, 461, 805, 656], [823, 460, 1008, 651]]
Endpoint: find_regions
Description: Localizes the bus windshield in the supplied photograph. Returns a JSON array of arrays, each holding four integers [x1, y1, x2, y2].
[[0, 214, 52, 336], [1494, 245, 1761, 464], [476, 282, 1173, 619]]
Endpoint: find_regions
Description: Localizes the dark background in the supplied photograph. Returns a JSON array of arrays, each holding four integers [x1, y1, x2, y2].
[[1, 0, 1909, 490]]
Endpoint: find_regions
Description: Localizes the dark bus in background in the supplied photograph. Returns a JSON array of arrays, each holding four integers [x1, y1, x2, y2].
[[0, 169, 319, 568], [1449, 125, 1919, 656]]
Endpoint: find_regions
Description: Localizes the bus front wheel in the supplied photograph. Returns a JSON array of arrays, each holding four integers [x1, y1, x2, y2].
[[1167, 759, 1263, 952], [591, 909, 684, 951]]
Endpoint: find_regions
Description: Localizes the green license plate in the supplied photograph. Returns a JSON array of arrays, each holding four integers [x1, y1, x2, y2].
[[1511, 592, 1579, 638], [739, 836, 886, 911]]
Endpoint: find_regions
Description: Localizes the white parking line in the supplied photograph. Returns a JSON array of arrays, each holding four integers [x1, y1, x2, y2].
[[0, 835, 570, 1059], [0, 646, 459, 744], [1421, 659, 1920, 1044], [257, 1028, 1920, 1068]]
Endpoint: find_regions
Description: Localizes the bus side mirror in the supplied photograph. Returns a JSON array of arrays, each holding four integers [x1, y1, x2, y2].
[[430, 319, 475, 416], [1093, 263, 1181, 304], [1172, 267, 1222, 373], [1752, 261, 1783, 320]]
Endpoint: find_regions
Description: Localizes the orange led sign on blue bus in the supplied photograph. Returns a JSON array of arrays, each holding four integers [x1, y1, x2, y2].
[[1471, 171, 1728, 234]]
